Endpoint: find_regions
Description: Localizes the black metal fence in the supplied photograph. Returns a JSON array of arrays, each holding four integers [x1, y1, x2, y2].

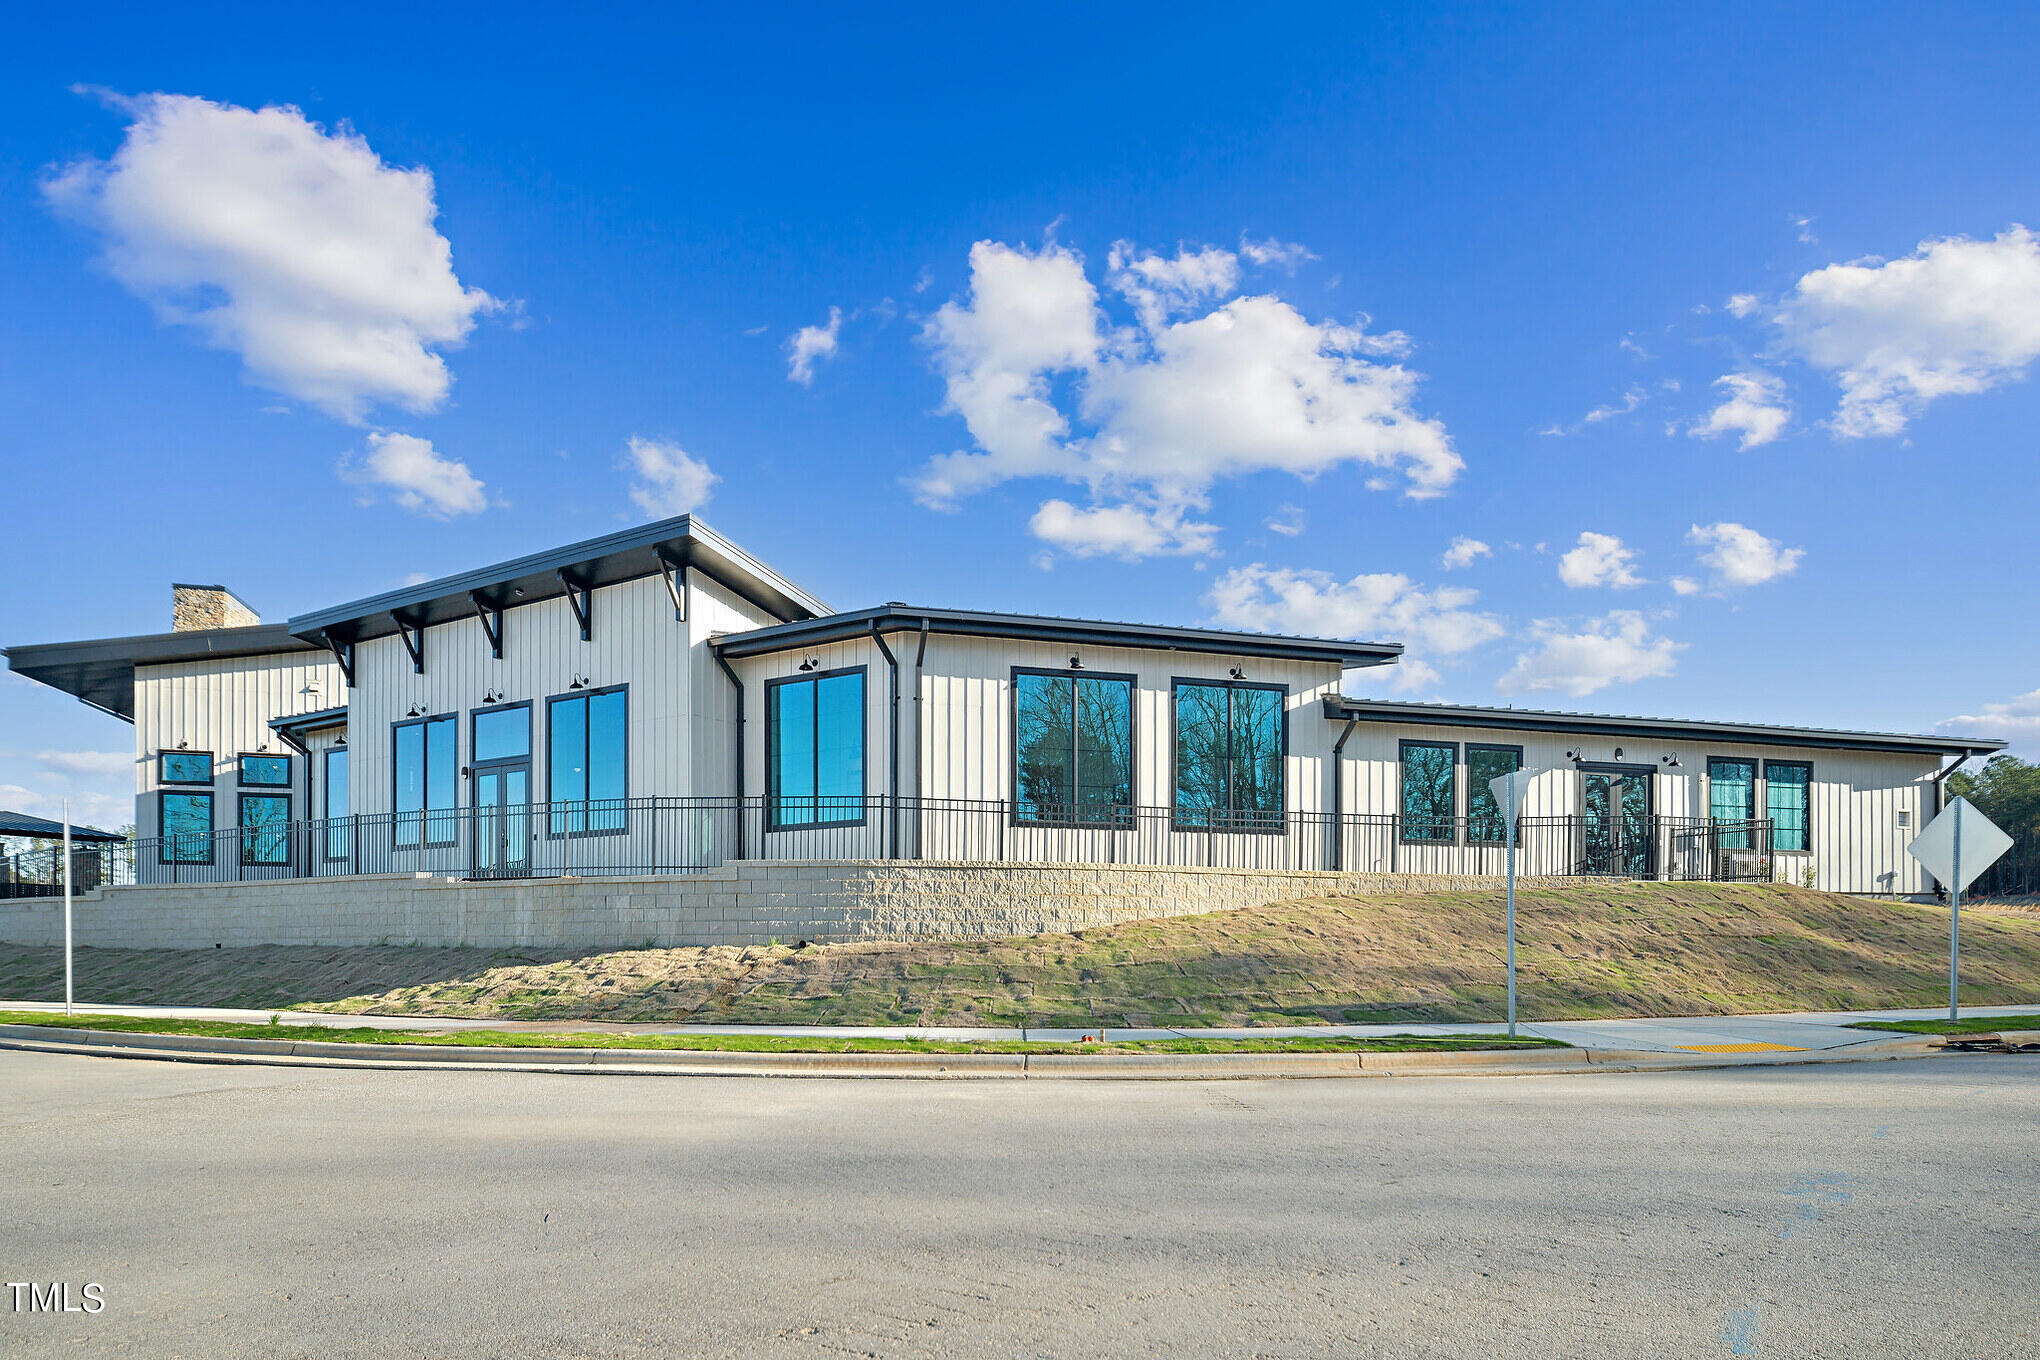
[[93, 797, 1778, 886], [2, 845, 131, 897]]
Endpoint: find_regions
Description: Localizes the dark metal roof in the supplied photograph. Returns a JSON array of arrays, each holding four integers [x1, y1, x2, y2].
[[1320, 696, 2006, 757], [287, 516, 828, 648], [713, 604, 1403, 666], [269, 705, 349, 738], [4, 624, 320, 722], [0, 810, 125, 842]]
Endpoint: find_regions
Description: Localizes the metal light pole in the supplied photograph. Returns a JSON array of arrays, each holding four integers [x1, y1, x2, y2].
[[1505, 795, 1517, 1039], [1949, 803, 1962, 1023], [63, 799, 74, 1017]]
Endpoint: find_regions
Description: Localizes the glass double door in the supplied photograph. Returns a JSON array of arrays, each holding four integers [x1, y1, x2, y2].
[[473, 762, 531, 878], [1581, 768, 1653, 878]]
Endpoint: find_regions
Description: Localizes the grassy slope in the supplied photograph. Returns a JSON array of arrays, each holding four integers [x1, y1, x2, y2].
[[3, 883, 2038, 1027], [0, 1011, 1559, 1054], [1851, 1013, 2040, 1035]]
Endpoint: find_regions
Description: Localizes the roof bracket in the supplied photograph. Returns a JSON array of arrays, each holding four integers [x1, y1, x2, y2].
[[656, 547, 687, 623], [470, 591, 504, 659], [558, 568, 592, 642], [393, 611, 425, 674], [326, 633, 356, 688]]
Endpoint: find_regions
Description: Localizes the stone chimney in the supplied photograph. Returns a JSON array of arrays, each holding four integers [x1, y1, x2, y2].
[[172, 584, 260, 632]]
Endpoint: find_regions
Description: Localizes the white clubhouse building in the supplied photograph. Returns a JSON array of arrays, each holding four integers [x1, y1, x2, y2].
[[7, 517, 2002, 906]]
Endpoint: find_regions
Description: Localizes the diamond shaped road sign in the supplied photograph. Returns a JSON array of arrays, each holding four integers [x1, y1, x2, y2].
[[1907, 796, 2013, 894]]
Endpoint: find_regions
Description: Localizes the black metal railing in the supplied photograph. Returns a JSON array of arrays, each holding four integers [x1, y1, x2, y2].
[[1, 844, 134, 897], [102, 798, 1777, 887]]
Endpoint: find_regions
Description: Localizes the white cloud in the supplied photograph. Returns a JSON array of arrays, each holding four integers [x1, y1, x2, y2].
[[1725, 293, 1761, 318], [1029, 500, 1217, 559], [34, 750, 130, 778], [341, 432, 486, 517], [1692, 370, 1790, 449], [1792, 214, 1819, 245], [912, 236, 1458, 558], [625, 436, 718, 518], [1669, 576, 1701, 596], [1940, 689, 2040, 753], [1582, 385, 1648, 424], [1558, 532, 1644, 589], [1498, 612, 1682, 697], [786, 306, 842, 385], [1688, 521, 1804, 587], [1238, 235, 1317, 269], [1207, 563, 1504, 691], [44, 91, 496, 422], [1440, 536, 1491, 570], [1776, 226, 2040, 437], [1265, 505, 1305, 537]]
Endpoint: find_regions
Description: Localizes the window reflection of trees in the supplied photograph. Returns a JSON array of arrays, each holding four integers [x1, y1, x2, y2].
[[1175, 682, 1284, 831], [1016, 673, 1133, 826]]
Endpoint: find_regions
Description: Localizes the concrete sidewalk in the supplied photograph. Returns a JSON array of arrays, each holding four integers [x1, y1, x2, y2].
[[4, 1000, 2032, 1053]]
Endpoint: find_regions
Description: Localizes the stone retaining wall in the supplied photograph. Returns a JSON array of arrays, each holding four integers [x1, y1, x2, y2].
[[0, 862, 1553, 951]]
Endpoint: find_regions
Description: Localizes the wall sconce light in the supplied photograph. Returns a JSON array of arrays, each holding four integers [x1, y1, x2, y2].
[[1068, 655, 1084, 670], [481, 689, 501, 704], [1661, 753, 1681, 769], [1613, 747, 1625, 761], [335, 734, 347, 747], [1229, 667, 1246, 681], [797, 658, 817, 672], [406, 703, 424, 717], [567, 675, 587, 691], [1564, 748, 1580, 762], [176, 739, 189, 750]]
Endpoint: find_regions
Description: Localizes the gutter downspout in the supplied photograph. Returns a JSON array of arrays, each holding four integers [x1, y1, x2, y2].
[[1331, 716, 1359, 871], [1924, 750, 1982, 898], [712, 644, 746, 860], [870, 622, 900, 859], [912, 619, 929, 860]]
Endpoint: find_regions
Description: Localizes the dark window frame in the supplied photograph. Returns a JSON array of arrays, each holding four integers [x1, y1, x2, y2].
[[470, 700, 534, 769], [1008, 666, 1139, 829], [237, 752, 292, 788], [1399, 739, 1461, 845], [1170, 676, 1291, 835], [544, 685, 630, 839], [157, 789, 215, 864], [1707, 755, 1759, 823], [237, 792, 292, 866], [1465, 743, 1526, 845], [322, 745, 351, 863], [392, 711, 459, 849], [157, 750, 214, 786], [1763, 759, 1814, 855], [764, 666, 868, 833]]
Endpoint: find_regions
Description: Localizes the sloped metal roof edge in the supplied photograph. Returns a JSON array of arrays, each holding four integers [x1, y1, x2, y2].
[[712, 604, 1403, 665], [285, 516, 831, 643], [1320, 696, 2005, 756]]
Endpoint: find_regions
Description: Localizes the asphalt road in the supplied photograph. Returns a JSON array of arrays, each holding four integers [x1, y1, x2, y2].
[[3, 1051, 2035, 1359]]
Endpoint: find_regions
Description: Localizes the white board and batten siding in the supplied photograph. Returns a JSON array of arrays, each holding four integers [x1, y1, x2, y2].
[[132, 650, 344, 838], [1336, 721, 1941, 894], [346, 570, 782, 824], [729, 633, 1349, 864]]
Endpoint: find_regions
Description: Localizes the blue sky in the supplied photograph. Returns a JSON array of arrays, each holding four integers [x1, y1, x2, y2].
[[4, 3, 2038, 827]]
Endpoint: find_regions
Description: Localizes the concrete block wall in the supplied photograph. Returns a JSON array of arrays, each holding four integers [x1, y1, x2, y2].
[[0, 862, 1561, 952]]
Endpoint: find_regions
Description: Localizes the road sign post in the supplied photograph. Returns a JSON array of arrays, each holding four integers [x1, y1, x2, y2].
[[1906, 796, 2013, 1021], [1489, 768, 1538, 1039], [63, 799, 74, 1018]]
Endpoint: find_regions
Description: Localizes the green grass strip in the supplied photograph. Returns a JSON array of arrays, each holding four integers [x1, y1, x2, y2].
[[1849, 1013, 2040, 1035], [0, 1010, 1565, 1055]]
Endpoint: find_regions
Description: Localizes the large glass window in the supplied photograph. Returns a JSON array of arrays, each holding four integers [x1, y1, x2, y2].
[[159, 791, 214, 863], [1400, 741, 1458, 843], [240, 754, 290, 787], [1709, 757, 1757, 850], [323, 747, 350, 861], [394, 714, 457, 847], [1014, 670, 1134, 826], [239, 793, 290, 866], [473, 705, 532, 764], [1466, 745, 1524, 844], [768, 670, 864, 830], [548, 688, 626, 834], [1174, 681, 1286, 831], [1765, 761, 1811, 854], [159, 751, 212, 785]]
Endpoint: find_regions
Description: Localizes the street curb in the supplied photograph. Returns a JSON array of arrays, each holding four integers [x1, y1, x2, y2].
[[0, 1024, 1946, 1080]]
